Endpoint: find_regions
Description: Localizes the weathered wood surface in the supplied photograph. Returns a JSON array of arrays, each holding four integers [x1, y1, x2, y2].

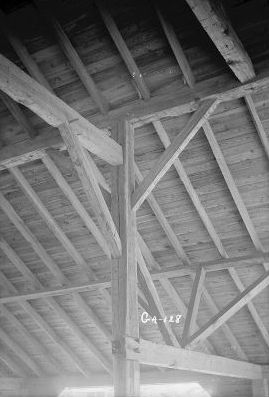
[[0, 2, 268, 395]]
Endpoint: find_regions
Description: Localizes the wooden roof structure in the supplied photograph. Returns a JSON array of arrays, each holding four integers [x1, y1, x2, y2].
[[0, 0, 269, 396]]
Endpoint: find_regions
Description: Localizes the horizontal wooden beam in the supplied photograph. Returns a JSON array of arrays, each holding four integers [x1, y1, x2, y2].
[[0, 279, 111, 304], [126, 338, 264, 379], [0, 54, 122, 165], [0, 252, 268, 303], [2, 68, 269, 171], [131, 99, 219, 210]]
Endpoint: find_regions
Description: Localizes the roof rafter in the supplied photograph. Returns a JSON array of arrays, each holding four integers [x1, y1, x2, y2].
[[0, 54, 122, 165], [132, 98, 219, 211], [134, 164, 190, 266], [33, 0, 109, 114], [0, 270, 93, 377], [244, 94, 269, 161], [134, 142, 246, 358], [155, 6, 195, 88], [95, 0, 150, 100], [137, 233, 215, 354], [0, 351, 27, 377], [0, 10, 52, 91], [0, 191, 112, 372], [137, 246, 181, 347], [153, 120, 227, 257], [0, 325, 43, 376], [58, 122, 121, 257], [182, 267, 206, 345], [186, 269, 269, 347], [42, 152, 111, 257], [2, 70, 269, 171], [1, 251, 268, 299], [0, 92, 36, 139], [10, 166, 98, 279], [154, 119, 269, 350], [202, 120, 269, 348], [185, 0, 255, 83]]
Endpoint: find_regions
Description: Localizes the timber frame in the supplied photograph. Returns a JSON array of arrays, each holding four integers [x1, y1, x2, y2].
[[0, 1, 269, 396]]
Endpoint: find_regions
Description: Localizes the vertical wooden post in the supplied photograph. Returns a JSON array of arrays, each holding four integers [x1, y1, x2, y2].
[[111, 120, 140, 396], [252, 380, 269, 397]]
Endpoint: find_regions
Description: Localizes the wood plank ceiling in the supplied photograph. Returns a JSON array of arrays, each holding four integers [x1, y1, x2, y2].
[[0, 0, 268, 396]]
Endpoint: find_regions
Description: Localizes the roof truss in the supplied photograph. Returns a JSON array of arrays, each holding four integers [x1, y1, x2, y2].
[[0, 2, 269, 391]]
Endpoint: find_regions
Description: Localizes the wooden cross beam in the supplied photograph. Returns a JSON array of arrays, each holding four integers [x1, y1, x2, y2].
[[0, 54, 122, 165], [126, 338, 264, 379], [131, 98, 219, 210], [2, 68, 269, 171], [0, 252, 268, 304], [186, 270, 269, 347], [58, 122, 121, 257], [182, 267, 206, 345]]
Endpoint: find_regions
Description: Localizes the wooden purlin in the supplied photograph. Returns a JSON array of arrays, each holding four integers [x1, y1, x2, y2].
[[2, 68, 269, 172], [0, 250, 267, 303]]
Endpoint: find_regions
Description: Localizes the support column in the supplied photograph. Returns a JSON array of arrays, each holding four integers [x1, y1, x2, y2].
[[252, 380, 269, 397], [111, 119, 140, 396]]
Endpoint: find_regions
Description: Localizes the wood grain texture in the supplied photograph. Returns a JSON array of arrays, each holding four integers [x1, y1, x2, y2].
[[185, 0, 255, 82]]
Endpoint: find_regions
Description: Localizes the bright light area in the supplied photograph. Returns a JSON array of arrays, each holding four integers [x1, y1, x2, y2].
[[60, 382, 210, 397]]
